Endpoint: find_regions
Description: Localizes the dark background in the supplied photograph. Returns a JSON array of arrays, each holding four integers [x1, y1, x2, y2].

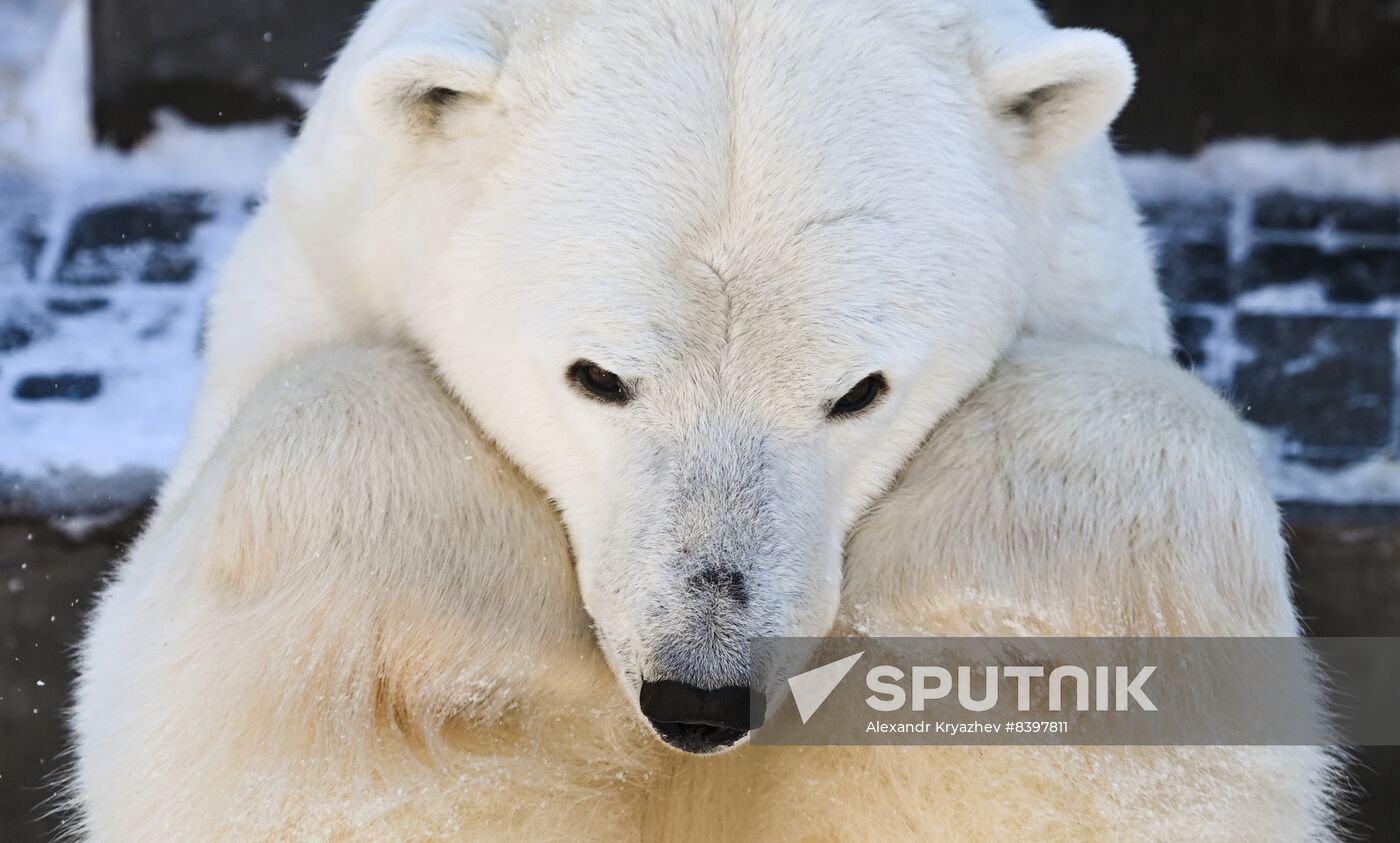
[[2, 1, 1398, 841], [88, 0, 1400, 151]]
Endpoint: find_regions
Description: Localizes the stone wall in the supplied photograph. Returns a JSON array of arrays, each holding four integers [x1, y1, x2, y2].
[[1148, 191, 1400, 484]]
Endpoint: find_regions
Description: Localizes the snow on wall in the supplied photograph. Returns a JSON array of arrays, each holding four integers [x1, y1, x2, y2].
[[1127, 147, 1400, 506], [1, 1, 289, 515], [1, 1, 1398, 515]]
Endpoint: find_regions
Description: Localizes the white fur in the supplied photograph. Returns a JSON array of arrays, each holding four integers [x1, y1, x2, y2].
[[70, 0, 1333, 838], [159, 0, 1168, 696], [71, 341, 1339, 840]]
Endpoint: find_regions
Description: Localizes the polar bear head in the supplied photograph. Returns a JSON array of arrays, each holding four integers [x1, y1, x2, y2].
[[291, 0, 1139, 753]]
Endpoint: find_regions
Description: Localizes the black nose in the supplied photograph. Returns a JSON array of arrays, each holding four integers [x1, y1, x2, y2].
[[639, 680, 762, 754]]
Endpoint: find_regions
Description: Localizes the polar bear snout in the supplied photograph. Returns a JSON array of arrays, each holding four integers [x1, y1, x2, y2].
[[639, 680, 763, 754]]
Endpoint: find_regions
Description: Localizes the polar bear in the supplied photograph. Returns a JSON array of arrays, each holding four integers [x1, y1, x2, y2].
[[163, 0, 1170, 724], [69, 0, 1339, 839]]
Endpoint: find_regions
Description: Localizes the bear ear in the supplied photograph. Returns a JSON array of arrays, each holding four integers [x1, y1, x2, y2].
[[984, 28, 1135, 162], [351, 31, 501, 143]]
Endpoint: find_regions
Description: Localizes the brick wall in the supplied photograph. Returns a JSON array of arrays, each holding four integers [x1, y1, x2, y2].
[[1150, 192, 1400, 474]]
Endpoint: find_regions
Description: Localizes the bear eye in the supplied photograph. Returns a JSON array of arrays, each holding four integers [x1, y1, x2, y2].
[[568, 360, 631, 405], [827, 373, 887, 419]]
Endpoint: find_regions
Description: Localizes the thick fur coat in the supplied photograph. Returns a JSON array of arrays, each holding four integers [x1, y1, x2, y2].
[[70, 0, 1339, 839]]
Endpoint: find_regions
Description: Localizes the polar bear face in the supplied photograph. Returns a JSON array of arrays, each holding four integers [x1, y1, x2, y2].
[[325, 0, 1134, 753]]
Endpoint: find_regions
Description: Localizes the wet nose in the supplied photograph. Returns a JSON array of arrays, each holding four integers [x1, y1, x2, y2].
[[638, 680, 763, 754]]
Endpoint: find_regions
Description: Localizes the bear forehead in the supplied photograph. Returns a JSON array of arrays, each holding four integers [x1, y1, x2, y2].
[[436, 0, 1023, 388], [474, 2, 1014, 326], [487, 197, 983, 371], [489, 0, 998, 223], [497, 0, 971, 88]]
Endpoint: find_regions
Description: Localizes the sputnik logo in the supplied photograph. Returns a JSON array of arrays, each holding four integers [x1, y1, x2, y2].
[[786, 651, 865, 724]]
